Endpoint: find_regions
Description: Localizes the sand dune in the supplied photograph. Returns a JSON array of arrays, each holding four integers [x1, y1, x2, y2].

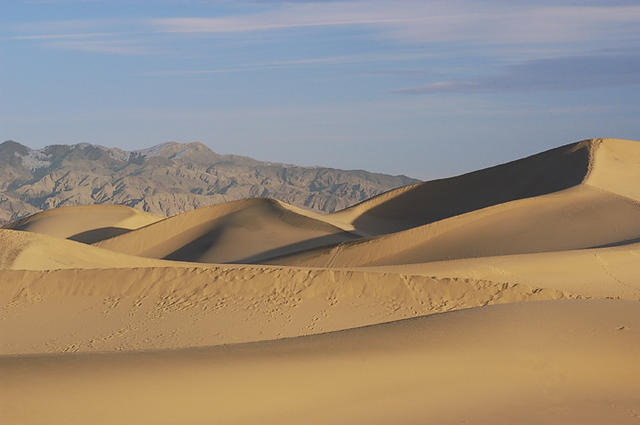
[[0, 229, 176, 270], [270, 184, 640, 266], [3, 204, 163, 243], [0, 264, 575, 354], [329, 139, 593, 235], [2, 137, 639, 424], [95, 198, 360, 263], [586, 138, 640, 201], [362, 241, 640, 299], [269, 139, 640, 267], [2, 300, 639, 425]]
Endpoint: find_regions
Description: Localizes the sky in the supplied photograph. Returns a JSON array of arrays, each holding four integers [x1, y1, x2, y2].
[[1, 0, 639, 179]]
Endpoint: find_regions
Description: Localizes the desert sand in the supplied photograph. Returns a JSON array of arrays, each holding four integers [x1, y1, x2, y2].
[[1, 138, 639, 424], [4, 204, 163, 243]]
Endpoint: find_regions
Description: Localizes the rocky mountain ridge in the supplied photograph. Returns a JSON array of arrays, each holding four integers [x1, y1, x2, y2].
[[0, 140, 418, 224]]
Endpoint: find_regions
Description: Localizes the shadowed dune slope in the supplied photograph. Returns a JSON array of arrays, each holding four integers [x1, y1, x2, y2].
[[270, 139, 640, 267], [268, 185, 640, 267], [329, 139, 593, 235], [94, 198, 360, 264], [3, 204, 163, 243], [2, 300, 639, 425]]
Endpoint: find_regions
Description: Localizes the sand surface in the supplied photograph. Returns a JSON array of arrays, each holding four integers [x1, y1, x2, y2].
[[1, 138, 639, 424], [3, 204, 163, 243], [2, 301, 639, 425], [94, 198, 360, 263]]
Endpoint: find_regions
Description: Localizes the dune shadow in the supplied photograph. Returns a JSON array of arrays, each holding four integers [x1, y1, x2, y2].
[[353, 143, 591, 234], [588, 237, 640, 249], [69, 227, 132, 244], [162, 231, 361, 264], [162, 226, 226, 262], [234, 232, 362, 264]]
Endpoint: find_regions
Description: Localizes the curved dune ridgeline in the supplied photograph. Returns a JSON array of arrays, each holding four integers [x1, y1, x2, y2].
[[268, 139, 640, 267], [3, 204, 163, 243], [94, 198, 360, 264]]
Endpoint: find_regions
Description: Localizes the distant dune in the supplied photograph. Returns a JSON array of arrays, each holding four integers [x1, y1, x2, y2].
[[0, 229, 176, 270], [4, 204, 162, 243], [1, 138, 639, 425], [94, 198, 360, 263]]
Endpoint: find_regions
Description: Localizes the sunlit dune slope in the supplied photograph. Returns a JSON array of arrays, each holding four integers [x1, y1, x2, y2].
[[2, 300, 639, 425], [270, 139, 640, 267], [585, 138, 640, 201], [3, 204, 163, 243], [272, 184, 640, 266], [3, 235, 639, 354], [94, 198, 359, 263], [361, 241, 640, 299], [0, 264, 573, 354], [0, 229, 176, 270]]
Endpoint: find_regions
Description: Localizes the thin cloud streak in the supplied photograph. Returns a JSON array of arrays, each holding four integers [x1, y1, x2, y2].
[[44, 39, 153, 55], [5, 1, 640, 57], [149, 1, 640, 45], [6, 32, 123, 41], [144, 52, 440, 76], [393, 54, 640, 94]]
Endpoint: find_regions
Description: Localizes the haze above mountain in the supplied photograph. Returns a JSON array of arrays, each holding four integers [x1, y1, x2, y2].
[[0, 140, 417, 224]]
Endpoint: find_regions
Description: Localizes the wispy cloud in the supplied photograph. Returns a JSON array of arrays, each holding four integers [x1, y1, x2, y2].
[[149, 1, 640, 45], [44, 39, 152, 55], [6, 1, 640, 57], [144, 52, 439, 76], [393, 54, 640, 94], [5, 32, 120, 41]]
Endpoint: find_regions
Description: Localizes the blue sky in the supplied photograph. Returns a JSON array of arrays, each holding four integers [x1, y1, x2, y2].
[[2, 0, 639, 179]]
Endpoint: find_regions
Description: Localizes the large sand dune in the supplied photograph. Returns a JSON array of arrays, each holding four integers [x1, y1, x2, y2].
[[94, 198, 360, 263], [1, 137, 639, 424], [329, 139, 592, 235], [270, 184, 640, 266], [268, 139, 640, 266]]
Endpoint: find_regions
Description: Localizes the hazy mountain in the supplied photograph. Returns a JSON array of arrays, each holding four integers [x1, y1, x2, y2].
[[0, 140, 418, 224]]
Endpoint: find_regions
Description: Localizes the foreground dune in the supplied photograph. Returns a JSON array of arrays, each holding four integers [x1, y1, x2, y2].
[[2, 300, 639, 425], [362, 241, 640, 299], [0, 264, 572, 354]]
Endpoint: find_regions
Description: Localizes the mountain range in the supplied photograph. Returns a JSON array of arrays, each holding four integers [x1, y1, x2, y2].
[[0, 140, 417, 224]]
